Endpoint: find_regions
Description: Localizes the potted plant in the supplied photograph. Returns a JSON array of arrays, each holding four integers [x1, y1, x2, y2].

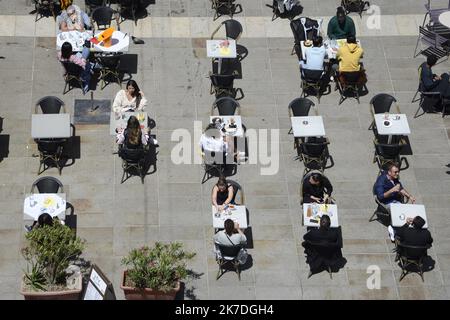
[[20, 223, 86, 300], [121, 242, 196, 300]]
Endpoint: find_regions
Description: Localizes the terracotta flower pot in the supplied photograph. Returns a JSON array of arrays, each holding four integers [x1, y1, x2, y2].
[[120, 270, 180, 300], [20, 273, 82, 300]]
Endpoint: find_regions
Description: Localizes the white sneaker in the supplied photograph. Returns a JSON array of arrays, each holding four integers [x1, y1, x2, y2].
[[388, 225, 395, 242], [152, 138, 158, 146]]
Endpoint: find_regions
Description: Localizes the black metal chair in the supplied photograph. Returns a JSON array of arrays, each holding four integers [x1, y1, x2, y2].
[[33, 0, 61, 22], [290, 17, 322, 58], [209, 73, 236, 98], [118, 144, 147, 184], [201, 150, 226, 184], [211, 96, 240, 115], [341, 0, 370, 18], [301, 68, 326, 103], [117, 0, 148, 25], [412, 65, 450, 118], [211, 19, 243, 41], [215, 243, 242, 280], [210, 0, 243, 21], [395, 241, 430, 282], [97, 54, 122, 89], [336, 69, 367, 105], [266, 0, 303, 21], [31, 176, 64, 194], [288, 97, 315, 134], [302, 230, 343, 279], [85, 0, 107, 16], [36, 139, 66, 175], [368, 93, 400, 131], [226, 179, 244, 205], [91, 6, 116, 31], [414, 26, 450, 62], [422, 0, 450, 32], [373, 139, 409, 172], [61, 61, 84, 94], [35, 96, 66, 114], [298, 138, 333, 176]]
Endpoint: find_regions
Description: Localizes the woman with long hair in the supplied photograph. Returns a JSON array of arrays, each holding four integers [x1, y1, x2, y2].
[[58, 41, 92, 94], [112, 80, 148, 113], [116, 115, 157, 148], [211, 176, 234, 211]]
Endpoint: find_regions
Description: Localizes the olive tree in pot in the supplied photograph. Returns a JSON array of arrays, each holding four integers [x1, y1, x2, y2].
[[121, 242, 196, 300], [20, 223, 86, 300]]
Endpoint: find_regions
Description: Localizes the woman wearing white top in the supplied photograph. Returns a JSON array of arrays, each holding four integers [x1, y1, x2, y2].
[[112, 80, 148, 113]]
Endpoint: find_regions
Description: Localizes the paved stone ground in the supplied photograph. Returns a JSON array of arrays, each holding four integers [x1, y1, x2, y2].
[[0, 0, 450, 300]]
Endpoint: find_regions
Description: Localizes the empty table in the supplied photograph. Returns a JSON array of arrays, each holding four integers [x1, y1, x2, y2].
[[24, 193, 67, 221], [110, 112, 147, 135], [439, 11, 450, 28], [390, 203, 428, 228], [212, 205, 247, 229], [32, 113, 71, 139], [291, 116, 325, 138], [374, 113, 411, 144], [210, 115, 244, 137], [303, 203, 339, 227], [206, 39, 237, 74]]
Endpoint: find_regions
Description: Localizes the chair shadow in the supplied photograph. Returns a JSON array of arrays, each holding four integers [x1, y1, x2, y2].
[[175, 270, 204, 300], [0, 134, 10, 163], [60, 135, 81, 169]]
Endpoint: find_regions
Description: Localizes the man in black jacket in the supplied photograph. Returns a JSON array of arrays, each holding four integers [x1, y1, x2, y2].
[[395, 216, 433, 249], [302, 172, 333, 204], [303, 215, 340, 244]]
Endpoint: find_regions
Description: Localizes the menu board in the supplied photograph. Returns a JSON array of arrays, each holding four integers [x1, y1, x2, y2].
[[83, 264, 116, 300]]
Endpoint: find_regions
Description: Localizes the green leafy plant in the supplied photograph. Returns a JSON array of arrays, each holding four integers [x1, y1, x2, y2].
[[122, 242, 196, 292], [21, 223, 86, 291]]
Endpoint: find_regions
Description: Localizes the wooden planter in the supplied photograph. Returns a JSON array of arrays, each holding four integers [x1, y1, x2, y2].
[[120, 270, 180, 300], [20, 273, 82, 300]]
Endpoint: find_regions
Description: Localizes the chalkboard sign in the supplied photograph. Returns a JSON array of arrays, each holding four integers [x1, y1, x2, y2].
[[83, 264, 116, 300]]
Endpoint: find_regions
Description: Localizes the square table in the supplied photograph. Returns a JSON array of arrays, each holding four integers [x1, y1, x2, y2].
[[374, 114, 411, 144], [303, 203, 339, 227], [206, 39, 237, 74], [110, 112, 147, 135], [32, 113, 71, 139], [291, 116, 325, 138], [390, 203, 428, 228], [57, 30, 130, 53], [212, 205, 247, 229], [210, 115, 244, 137], [23, 193, 67, 221], [300, 39, 361, 61]]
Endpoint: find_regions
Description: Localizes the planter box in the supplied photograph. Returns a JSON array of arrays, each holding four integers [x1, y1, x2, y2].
[[120, 270, 180, 300], [20, 273, 82, 300]]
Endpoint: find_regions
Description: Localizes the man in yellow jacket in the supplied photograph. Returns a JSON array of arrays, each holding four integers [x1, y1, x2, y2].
[[336, 36, 363, 72]]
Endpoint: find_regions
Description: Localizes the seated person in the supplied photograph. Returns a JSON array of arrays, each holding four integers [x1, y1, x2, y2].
[[392, 216, 433, 252], [214, 218, 247, 247], [116, 115, 157, 148], [58, 5, 91, 32], [420, 54, 450, 103], [374, 163, 416, 206], [212, 176, 234, 211], [300, 36, 326, 71], [303, 214, 339, 243], [58, 41, 92, 93], [327, 7, 356, 40], [113, 80, 148, 113], [336, 36, 363, 73], [199, 123, 232, 155], [302, 172, 333, 204]]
